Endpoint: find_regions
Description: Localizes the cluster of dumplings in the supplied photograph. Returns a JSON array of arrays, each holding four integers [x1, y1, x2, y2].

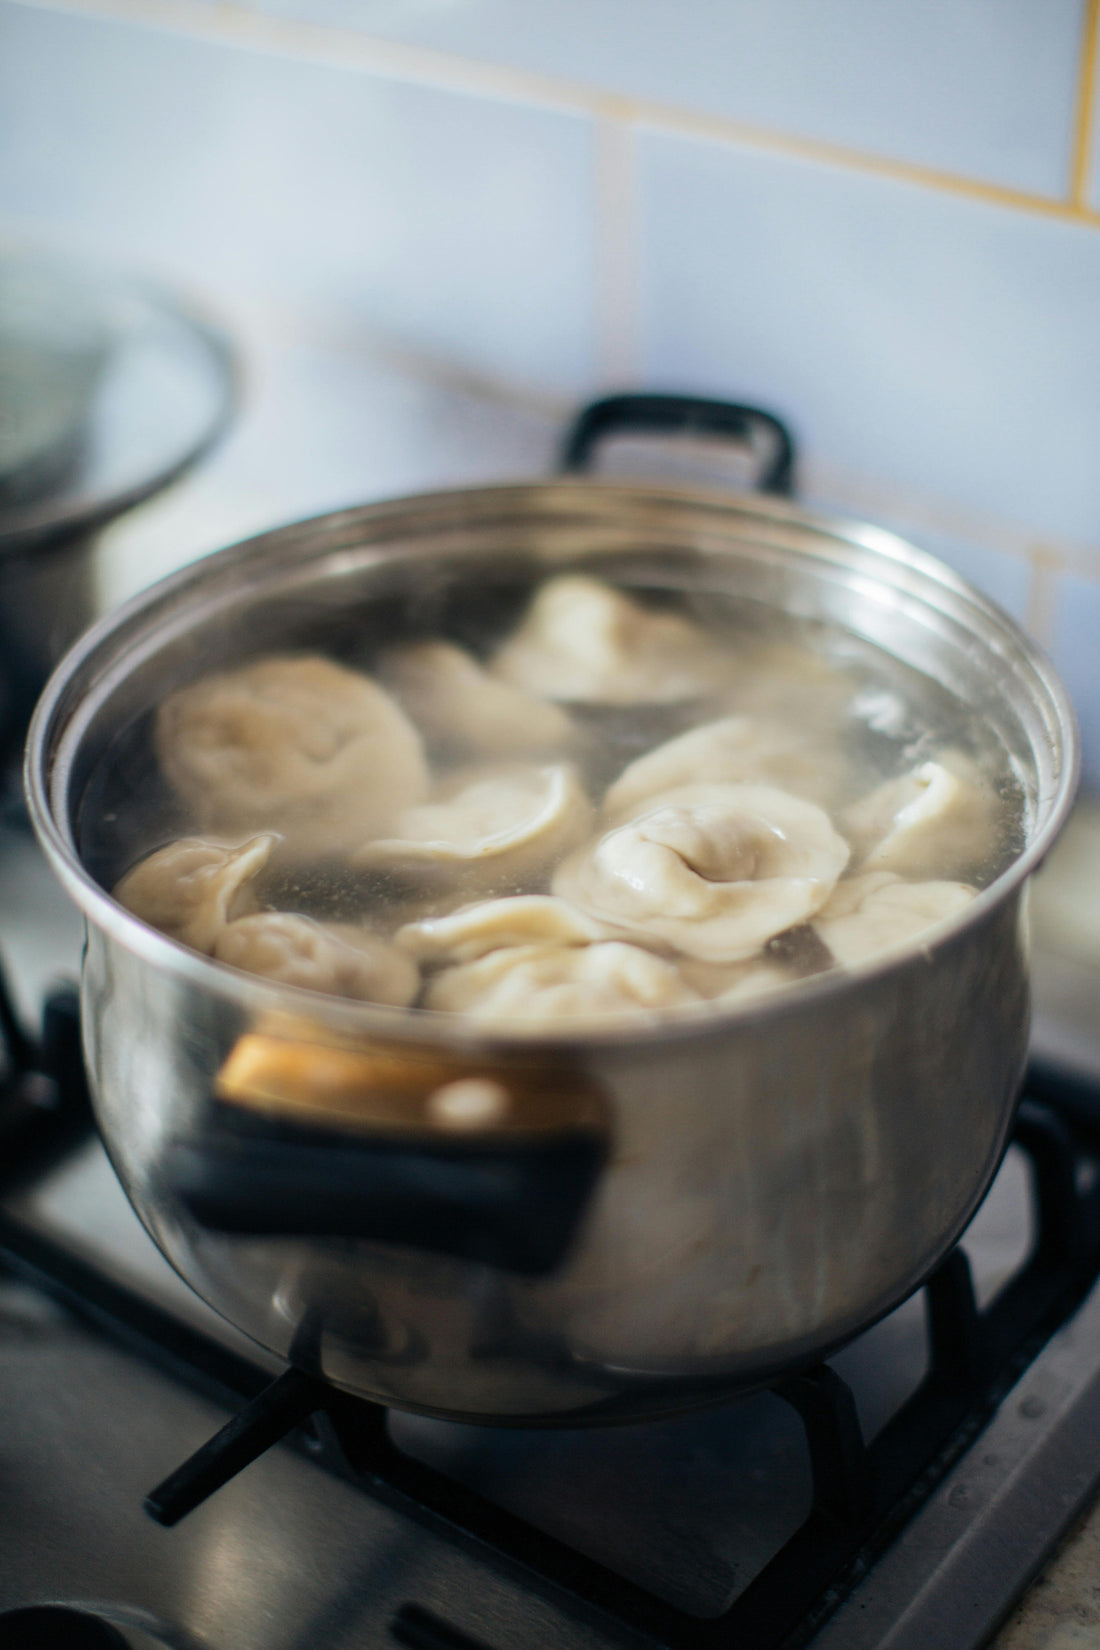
[[114, 574, 999, 1030]]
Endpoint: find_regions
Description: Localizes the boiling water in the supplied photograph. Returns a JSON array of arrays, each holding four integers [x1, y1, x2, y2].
[[78, 573, 1027, 998]]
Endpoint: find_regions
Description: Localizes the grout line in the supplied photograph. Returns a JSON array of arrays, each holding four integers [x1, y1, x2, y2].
[[260, 296, 573, 420], [1071, 0, 1100, 206], [802, 464, 1100, 588], [1026, 547, 1063, 647], [1032, 539, 1100, 583], [803, 460, 1065, 564], [593, 116, 640, 389], [8, 0, 628, 114], [12, 0, 1100, 232], [638, 105, 1100, 228]]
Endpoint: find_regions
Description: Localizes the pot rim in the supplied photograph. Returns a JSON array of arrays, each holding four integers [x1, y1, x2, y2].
[[24, 477, 1081, 1055]]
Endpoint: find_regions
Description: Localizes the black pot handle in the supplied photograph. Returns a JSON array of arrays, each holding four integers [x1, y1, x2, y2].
[[163, 1125, 603, 1277], [560, 392, 796, 496], [160, 1036, 608, 1277]]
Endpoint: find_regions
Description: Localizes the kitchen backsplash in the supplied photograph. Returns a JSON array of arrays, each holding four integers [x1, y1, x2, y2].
[[1, 0, 1098, 784]]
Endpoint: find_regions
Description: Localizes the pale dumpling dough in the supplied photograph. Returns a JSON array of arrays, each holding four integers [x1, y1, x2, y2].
[[114, 834, 276, 954], [352, 763, 592, 889], [720, 638, 856, 728], [813, 871, 977, 967], [842, 752, 997, 879], [555, 783, 849, 962], [396, 895, 610, 965], [213, 912, 419, 1004], [604, 715, 843, 819], [491, 575, 730, 705], [378, 641, 575, 756], [677, 954, 800, 1005], [426, 941, 704, 1025], [155, 655, 429, 858]]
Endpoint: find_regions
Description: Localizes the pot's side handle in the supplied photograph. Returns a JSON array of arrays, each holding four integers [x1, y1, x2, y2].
[[559, 392, 796, 496], [159, 1035, 609, 1277], [162, 1125, 604, 1277]]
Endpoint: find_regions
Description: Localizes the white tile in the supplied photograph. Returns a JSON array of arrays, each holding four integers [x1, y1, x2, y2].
[[93, 301, 560, 608], [0, 3, 597, 395], [190, 0, 1084, 196], [637, 131, 1100, 549], [1052, 572, 1100, 793]]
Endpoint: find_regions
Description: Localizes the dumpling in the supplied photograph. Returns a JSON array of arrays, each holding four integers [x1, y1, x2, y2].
[[402, 894, 798, 1012], [213, 912, 419, 1004], [604, 714, 844, 819], [352, 763, 592, 889], [377, 640, 575, 757], [491, 575, 731, 705], [114, 834, 276, 953], [813, 871, 977, 967], [155, 654, 430, 858], [677, 953, 802, 1004], [719, 637, 856, 729], [842, 752, 998, 879], [554, 783, 849, 962], [425, 941, 704, 1026], [396, 895, 610, 965]]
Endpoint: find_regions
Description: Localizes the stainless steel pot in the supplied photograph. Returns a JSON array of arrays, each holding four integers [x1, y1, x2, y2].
[[0, 254, 234, 758], [25, 398, 1079, 1425]]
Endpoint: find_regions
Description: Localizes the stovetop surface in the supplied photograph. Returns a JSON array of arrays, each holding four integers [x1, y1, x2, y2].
[[5, 1021, 1100, 1650], [1, 1113, 1028, 1622]]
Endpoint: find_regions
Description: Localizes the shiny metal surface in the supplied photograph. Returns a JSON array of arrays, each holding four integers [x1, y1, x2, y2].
[[0, 1125, 1044, 1637], [25, 481, 1080, 1422], [0, 258, 234, 554], [0, 260, 233, 754], [0, 1281, 610, 1649], [1, 1121, 1096, 1648]]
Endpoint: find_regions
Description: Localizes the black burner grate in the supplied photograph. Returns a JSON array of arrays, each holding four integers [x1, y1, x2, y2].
[[2, 958, 1100, 1650]]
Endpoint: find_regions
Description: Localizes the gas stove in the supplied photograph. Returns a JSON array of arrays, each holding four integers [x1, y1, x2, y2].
[[3, 801, 1100, 1650], [2, 332, 1100, 1649]]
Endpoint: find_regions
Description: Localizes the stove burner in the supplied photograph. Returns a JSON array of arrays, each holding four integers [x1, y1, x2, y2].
[[3, 951, 1100, 1650], [125, 1091, 1100, 1649]]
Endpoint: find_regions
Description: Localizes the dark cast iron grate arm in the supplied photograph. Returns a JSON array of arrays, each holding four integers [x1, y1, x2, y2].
[[145, 1366, 328, 1526]]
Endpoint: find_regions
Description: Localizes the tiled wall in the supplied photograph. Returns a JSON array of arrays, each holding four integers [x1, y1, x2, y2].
[[1, 0, 1099, 782]]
